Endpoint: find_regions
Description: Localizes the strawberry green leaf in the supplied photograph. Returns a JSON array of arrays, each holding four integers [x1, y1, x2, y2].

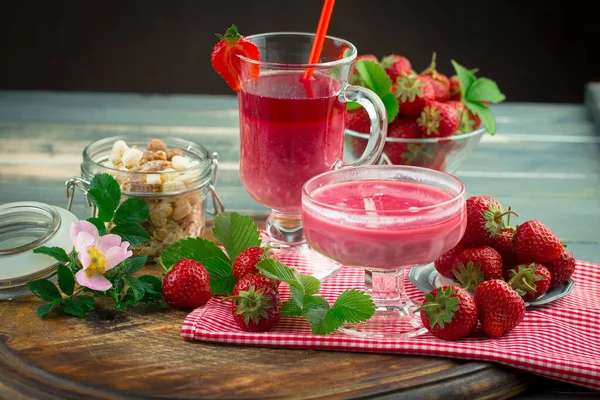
[[158, 237, 229, 269], [355, 60, 392, 98], [257, 258, 297, 284], [87, 217, 107, 236], [110, 223, 150, 248], [57, 264, 75, 296], [281, 299, 302, 316], [450, 60, 477, 99], [90, 173, 121, 211], [216, 24, 241, 43], [37, 299, 61, 319], [27, 279, 61, 302], [381, 92, 399, 123], [464, 100, 497, 135], [330, 289, 375, 323], [199, 256, 235, 295], [213, 212, 261, 262], [122, 255, 148, 275], [87, 188, 115, 223], [32, 246, 71, 263], [466, 78, 506, 104], [113, 197, 149, 225], [60, 296, 95, 318], [299, 274, 321, 295], [346, 102, 361, 111]]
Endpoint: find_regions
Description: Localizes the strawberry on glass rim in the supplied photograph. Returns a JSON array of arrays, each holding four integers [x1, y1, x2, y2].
[[211, 24, 260, 92]]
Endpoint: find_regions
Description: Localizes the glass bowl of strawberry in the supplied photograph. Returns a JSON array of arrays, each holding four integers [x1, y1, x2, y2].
[[343, 52, 504, 173], [344, 122, 486, 174]]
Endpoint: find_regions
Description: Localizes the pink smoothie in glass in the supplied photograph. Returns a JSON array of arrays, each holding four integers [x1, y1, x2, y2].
[[302, 180, 466, 269], [238, 72, 346, 214]]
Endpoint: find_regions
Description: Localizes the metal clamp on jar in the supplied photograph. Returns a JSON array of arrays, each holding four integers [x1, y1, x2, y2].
[[66, 136, 225, 258]]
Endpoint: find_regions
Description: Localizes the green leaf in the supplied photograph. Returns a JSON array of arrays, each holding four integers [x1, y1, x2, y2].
[[464, 100, 497, 135], [57, 264, 75, 296], [281, 300, 302, 316], [212, 212, 261, 262], [450, 60, 477, 99], [90, 173, 121, 210], [122, 255, 148, 275], [87, 188, 116, 222], [257, 258, 297, 283], [124, 276, 153, 302], [381, 92, 399, 123], [201, 257, 236, 295], [32, 246, 70, 263], [110, 223, 150, 247], [290, 285, 305, 309], [299, 274, 321, 295], [87, 217, 107, 236], [137, 275, 164, 306], [113, 197, 149, 225], [346, 102, 361, 111], [330, 289, 376, 323], [466, 78, 506, 104], [159, 237, 229, 269], [61, 296, 95, 318], [355, 60, 392, 97], [302, 305, 344, 335], [37, 299, 61, 319], [108, 278, 125, 303], [302, 294, 330, 310], [27, 279, 62, 302]]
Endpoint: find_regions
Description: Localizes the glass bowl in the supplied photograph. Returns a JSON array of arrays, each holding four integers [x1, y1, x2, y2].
[[344, 128, 486, 173]]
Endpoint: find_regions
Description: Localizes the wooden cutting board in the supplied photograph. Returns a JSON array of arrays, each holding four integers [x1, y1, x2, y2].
[[0, 217, 529, 399]]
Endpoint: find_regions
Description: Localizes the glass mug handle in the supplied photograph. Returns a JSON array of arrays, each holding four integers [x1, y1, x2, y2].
[[332, 85, 388, 170]]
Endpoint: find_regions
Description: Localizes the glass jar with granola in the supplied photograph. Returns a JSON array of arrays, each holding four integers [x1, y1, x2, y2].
[[68, 136, 223, 258]]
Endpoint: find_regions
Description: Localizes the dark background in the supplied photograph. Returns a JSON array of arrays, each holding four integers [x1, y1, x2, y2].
[[1, 0, 598, 103]]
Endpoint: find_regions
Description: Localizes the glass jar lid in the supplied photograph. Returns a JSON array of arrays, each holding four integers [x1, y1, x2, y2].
[[0, 202, 78, 299]]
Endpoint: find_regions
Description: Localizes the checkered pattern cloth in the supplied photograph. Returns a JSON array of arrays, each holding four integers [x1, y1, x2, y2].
[[181, 252, 600, 391]]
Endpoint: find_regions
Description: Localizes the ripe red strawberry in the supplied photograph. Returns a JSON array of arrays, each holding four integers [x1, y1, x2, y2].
[[449, 76, 461, 100], [417, 101, 459, 137], [162, 259, 212, 309], [211, 25, 260, 92], [544, 248, 576, 288], [448, 100, 477, 134], [420, 75, 450, 103], [231, 285, 281, 332], [418, 286, 478, 340], [474, 279, 526, 338], [490, 227, 517, 261], [507, 263, 551, 302], [452, 246, 503, 291], [232, 246, 264, 281], [513, 220, 564, 262], [421, 53, 450, 93], [345, 108, 371, 134], [394, 73, 435, 117], [434, 241, 467, 279], [381, 116, 422, 164], [380, 54, 412, 82], [463, 196, 510, 246], [233, 273, 277, 295]]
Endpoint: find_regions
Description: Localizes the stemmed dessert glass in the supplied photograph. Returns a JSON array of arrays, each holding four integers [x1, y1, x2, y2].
[[236, 32, 388, 279], [302, 165, 467, 337]]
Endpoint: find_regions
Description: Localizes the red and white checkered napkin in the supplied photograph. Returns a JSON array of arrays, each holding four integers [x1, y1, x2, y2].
[[181, 255, 600, 391]]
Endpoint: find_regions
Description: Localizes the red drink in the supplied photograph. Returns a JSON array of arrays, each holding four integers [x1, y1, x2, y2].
[[238, 72, 346, 213], [302, 180, 466, 268]]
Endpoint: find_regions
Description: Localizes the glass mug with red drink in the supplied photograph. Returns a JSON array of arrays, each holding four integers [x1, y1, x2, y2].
[[232, 32, 388, 278]]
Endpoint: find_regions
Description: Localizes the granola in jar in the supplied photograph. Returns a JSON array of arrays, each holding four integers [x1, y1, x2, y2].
[[80, 136, 220, 258]]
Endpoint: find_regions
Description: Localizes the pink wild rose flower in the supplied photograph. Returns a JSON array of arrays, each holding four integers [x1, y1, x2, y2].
[[70, 220, 132, 291]]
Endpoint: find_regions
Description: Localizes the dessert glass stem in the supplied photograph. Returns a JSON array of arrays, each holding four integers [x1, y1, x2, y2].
[[266, 211, 305, 248]]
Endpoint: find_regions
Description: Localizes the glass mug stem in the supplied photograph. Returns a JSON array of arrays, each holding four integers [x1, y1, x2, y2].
[[332, 84, 388, 170]]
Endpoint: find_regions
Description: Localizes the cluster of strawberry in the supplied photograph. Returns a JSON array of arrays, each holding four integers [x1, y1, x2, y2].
[[419, 196, 575, 340], [347, 53, 504, 169], [161, 247, 282, 332]]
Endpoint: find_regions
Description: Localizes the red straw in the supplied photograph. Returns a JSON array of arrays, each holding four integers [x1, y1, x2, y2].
[[303, 0, 336, 81]]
